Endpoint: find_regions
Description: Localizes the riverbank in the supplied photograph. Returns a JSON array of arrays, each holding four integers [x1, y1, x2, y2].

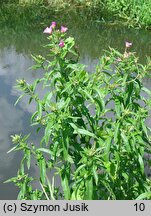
[[0, 0, 151, 30]]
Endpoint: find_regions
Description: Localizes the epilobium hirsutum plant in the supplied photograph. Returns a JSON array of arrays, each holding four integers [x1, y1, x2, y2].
[[6, 21, 151, 200]]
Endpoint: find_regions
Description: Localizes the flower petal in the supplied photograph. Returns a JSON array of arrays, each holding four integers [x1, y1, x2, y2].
[[61, 26, 68, 33], [125, 41, 132, 48], [50, 21, 56, 28], [43, 27, 52, 34], [59, 40, 65, 47]]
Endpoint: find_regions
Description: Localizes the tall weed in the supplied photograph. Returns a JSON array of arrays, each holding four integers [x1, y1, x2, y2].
[[6, 22, 151, 200]]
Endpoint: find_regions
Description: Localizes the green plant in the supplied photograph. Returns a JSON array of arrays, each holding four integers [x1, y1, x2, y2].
[[102, 0, 151, 29], [6, 22, 151, 200]]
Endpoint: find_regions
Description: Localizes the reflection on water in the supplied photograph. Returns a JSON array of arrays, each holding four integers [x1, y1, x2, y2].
[[0, 18, 151, 199]]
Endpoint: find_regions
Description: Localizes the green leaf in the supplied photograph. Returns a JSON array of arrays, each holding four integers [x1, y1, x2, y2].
[[39, 158, 46, 185], [7, 145, 19, 153], [79, 88, 94, 103], [114, 122, 120, 144], [15, 94, 25, 106], [31, 111, 38, 123], [28, 97, 33, 104], [141, 120, 149, 139], [53, 141, 59, 161], [138, 154, 144, 175], [4, 177, 17, 183], [100, 179, 116, 200], [71, 179, 83, 200], [69, 123, 96, 138], [33, 79, 40, 92], [115, 98, 121, 118], [67, 155, 74, 164], [75, 164, 86, 177], [136, 192, 151, 200], [78, 128, 96, 138], [44, 121, 53, 145], [67, 63, 85, 72], [61, 169, 71, 199], [110, 163, 116, 178], [26, 149, 31, 169], [44, 92, 53, 108], [103, 136, 112, 162], [93, 97, 103, 114], [93, 87, 105, 111], [125, 82, 133, 105], [37, 101, 42, 119], [121, 131, 131, 152], [61, 82, 72, 94], [84, 176, 93, 200], [93, 167, 98, 185], [37, 148, 51, 155]]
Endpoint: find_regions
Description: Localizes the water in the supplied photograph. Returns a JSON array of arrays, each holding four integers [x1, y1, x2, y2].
[[0, 17, 151, 199]]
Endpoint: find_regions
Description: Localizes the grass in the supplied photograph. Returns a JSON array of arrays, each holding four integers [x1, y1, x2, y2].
[[102, 0, 151, 29]]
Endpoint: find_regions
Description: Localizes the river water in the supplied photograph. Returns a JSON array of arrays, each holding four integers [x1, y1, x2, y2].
[[0, 18, 151, 199]]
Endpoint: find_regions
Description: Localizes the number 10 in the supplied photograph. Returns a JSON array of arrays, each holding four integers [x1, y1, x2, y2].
[[134, 203, 145, 211]]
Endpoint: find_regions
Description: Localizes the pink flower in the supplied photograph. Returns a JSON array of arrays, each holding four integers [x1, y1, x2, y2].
[[61, 26, 68, 33], [43, 26, 52, 34], [125, 41, 132, 48], [51, 21, 56, 28], [59, 40, 65, 47]]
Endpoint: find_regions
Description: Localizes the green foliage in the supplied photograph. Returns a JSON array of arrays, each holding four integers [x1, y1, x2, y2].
[[6, 23, 151, 200], [102, 0, 151, 29], [0, 0, 150, 29]]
